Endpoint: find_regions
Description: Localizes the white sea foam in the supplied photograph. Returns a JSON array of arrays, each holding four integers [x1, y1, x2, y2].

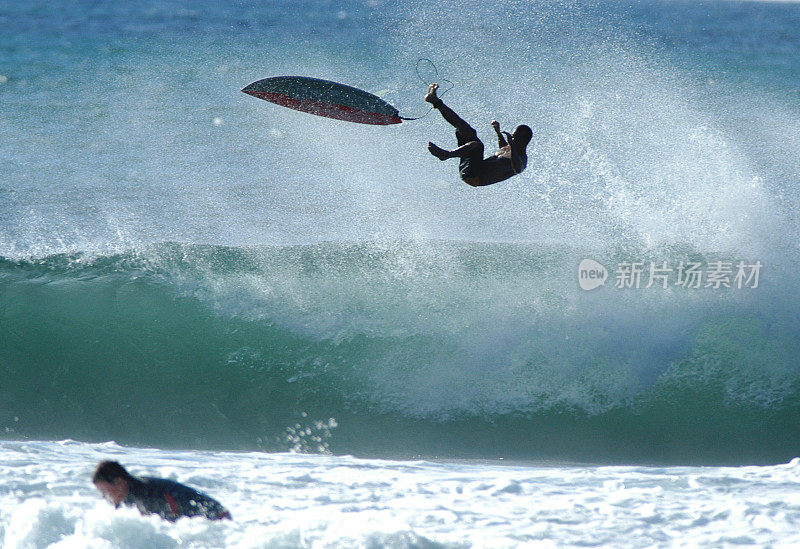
[[1, 441, 799, 548]]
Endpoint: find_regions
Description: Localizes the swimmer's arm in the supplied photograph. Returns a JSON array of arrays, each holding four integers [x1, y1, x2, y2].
[[491, 120, 507, 147]]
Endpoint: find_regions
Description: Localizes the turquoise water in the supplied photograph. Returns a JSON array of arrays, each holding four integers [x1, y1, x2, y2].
[[2, 241, 797, 464], [2, 0, 800, 466]]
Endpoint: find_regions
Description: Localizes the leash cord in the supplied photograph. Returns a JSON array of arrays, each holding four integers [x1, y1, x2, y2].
[[398, 58, 453, 121]]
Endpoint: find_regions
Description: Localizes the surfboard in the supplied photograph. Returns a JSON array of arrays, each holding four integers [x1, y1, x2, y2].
[[242, 76, 402, 125]]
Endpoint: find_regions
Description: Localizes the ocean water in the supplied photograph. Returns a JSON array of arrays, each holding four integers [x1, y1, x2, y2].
[[2, 0, 800, 546]]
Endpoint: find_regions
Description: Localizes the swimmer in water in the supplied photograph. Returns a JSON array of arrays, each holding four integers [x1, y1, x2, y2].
[[93, 460, 231, 522]]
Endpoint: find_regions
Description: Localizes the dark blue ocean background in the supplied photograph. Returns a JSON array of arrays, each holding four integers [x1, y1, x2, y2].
[[1, 0, 799, 464]]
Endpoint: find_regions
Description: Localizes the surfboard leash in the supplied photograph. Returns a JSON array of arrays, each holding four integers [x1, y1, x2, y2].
[[398, 58, 454, 121]]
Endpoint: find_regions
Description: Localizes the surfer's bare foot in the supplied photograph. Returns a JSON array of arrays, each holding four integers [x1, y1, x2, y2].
[[424, 83, 440, 105], [428, 142, 450, 160]]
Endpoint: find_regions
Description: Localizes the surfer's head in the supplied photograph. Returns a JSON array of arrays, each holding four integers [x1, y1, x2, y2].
[[511, 125, 532, 149], [93, 460, 133, 506]]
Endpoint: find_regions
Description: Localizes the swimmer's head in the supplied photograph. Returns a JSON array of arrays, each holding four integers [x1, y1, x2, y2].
[[93, 460, 133, 506]]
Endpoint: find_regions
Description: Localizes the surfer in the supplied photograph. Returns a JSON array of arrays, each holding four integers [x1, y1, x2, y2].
[[425, 83, 532, 186], [93, 460, 231, 521]]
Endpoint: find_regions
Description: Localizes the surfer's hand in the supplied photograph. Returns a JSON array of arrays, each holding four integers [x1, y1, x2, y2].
[[491, 120, 500, 131]]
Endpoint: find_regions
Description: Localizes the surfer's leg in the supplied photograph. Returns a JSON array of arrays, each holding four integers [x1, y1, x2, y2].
[[434, 101, 473, 134], [425, 84, 474, 135], [428, 140, 481, 160]]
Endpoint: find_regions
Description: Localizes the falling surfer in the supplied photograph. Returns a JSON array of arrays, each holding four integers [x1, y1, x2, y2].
[[425, 83, 532, 187]]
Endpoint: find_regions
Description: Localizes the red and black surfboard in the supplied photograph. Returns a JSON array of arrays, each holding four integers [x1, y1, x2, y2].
[[242, 76, 402, 125]]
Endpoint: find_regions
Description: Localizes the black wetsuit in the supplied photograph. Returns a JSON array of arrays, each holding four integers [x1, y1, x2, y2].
[[457, 125, 527, 186], [122, 476, 231, 521]]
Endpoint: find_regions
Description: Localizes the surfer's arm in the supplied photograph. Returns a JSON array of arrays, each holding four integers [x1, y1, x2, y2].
[[491, 121, 507, 147], [502, 131, 522, 174]]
